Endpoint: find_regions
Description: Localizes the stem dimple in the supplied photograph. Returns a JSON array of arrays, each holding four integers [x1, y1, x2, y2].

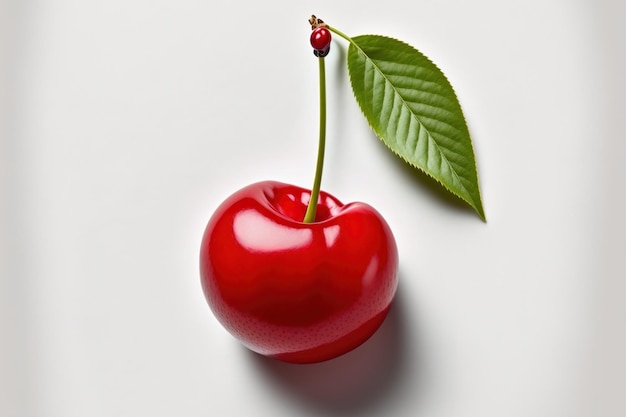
[[303, 57, 327, 223]]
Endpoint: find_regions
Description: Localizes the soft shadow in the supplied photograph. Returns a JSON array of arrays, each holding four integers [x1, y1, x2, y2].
[[245, 280, 413, 416], [332, 41, 347, 83], [377, 135, 480, 219]]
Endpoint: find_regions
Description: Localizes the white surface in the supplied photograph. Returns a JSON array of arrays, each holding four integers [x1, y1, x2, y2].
[[1, 0, 625, 416]]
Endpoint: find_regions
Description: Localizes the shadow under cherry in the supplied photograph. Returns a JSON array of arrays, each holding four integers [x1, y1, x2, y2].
[[245, 281, 417, 416]]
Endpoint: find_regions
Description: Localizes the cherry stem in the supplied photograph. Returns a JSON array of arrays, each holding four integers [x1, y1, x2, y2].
[[326, 25, 352, 44], [303, 57, 327, 223]]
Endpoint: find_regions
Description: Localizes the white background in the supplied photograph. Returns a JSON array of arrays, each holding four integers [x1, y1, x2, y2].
[[1, 0, 625, 416]]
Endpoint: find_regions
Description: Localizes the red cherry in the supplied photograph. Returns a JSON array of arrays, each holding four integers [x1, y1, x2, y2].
[[199, 181, 398, 363], [310, 27, 332, 51]]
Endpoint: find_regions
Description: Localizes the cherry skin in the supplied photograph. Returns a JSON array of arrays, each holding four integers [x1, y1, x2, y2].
[[199, 181, 398, 363], [310, 27, 332, 51]]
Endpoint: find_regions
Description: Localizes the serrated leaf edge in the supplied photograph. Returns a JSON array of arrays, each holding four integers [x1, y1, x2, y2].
[[347, 34, 485, 220]]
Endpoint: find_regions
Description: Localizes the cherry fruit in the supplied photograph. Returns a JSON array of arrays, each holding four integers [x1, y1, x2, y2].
[[310, 27, 332, 50], [200, 181, 398, 363], [310, 26, 332, 57]]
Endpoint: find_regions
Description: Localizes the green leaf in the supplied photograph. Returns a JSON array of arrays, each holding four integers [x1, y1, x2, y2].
[[347, 34, 485, 220]]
